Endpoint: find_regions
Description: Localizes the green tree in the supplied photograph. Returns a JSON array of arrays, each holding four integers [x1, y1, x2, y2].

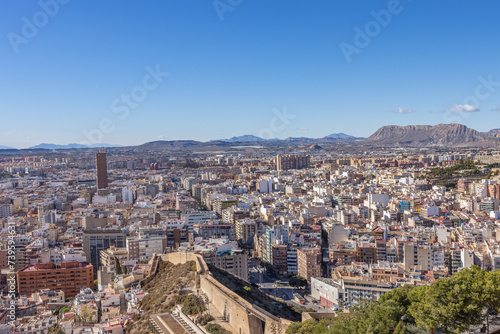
[[289, 275, 308, 289], [393, 321, 405, 334], [115, 257, 122, 275], [409, 266, 485, 333], [480, 270, 500, 331]]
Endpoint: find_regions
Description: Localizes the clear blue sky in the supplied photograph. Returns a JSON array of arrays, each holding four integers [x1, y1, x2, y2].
[[1, 0, 500, 148]]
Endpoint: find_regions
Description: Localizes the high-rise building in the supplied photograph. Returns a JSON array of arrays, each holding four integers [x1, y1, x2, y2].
[[14, 235, 32, 272], [212, 250, 249, 281], [202, 249, 249, 281], [126, 233, 167, 262], [235, 219, 257, 244], [297, 247, 322, 282], [404, 243, 432, 271], [356, 244, 377, 264], [96, 149, 108, 189], [271, 244, 288, 277], [83, 229, 125, 277], [276, 154, 310, 171], [166, 224, 189, 251], [488, 183, 500, 200]]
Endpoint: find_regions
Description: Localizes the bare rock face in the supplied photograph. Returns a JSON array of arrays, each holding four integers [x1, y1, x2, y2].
[[365, 124, 487, 147]]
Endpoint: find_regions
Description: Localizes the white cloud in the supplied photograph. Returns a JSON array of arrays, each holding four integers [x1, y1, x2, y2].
[[491, 106, 500, 112], [390, 108, 417, 114], [449, 104, 480, 112]]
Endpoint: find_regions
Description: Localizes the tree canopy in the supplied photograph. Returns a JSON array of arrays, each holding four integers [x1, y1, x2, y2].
[[290, 275, 308, 288], [286, 267, 500, 334]]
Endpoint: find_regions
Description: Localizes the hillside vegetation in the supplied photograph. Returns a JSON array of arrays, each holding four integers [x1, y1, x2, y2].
[[126, 260, 197, 334]]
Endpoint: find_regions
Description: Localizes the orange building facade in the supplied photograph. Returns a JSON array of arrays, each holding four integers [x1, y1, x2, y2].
[[17, 261, 93, 298]]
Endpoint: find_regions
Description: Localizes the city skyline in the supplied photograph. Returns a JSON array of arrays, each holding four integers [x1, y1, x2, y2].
[[3, 2, 500, 332], [2, 1, 500, 148]]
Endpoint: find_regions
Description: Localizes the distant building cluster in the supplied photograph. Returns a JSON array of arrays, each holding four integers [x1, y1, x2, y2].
[[1, 147, 500, 331]]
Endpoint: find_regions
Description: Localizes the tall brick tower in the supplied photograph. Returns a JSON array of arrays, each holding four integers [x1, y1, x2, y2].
[[96, 148, 108, 189]]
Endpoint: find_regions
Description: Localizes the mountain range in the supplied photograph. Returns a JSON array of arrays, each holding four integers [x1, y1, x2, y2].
[[125, 125, 500, 150], [218, 133, 359, 142], [365, 124, 496, 147], [2, 125, 500, 152]]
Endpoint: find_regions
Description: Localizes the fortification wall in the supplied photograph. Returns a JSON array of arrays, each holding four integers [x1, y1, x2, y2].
[[200, 275, 258, 334], [157, 252, 290, 334], [159, 252, 208, 274]]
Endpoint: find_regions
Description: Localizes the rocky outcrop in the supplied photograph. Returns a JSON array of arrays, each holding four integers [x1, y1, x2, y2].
[[365, 124, 487, 147]]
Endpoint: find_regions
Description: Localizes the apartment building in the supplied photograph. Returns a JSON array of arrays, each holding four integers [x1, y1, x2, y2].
[[175, 195, 198, 214], [126, 234, 166, 262], [404, 243, 432, 271], [235, 219, 257, 244], [212, 250, 249, 281], [194, 221, 235, 241], [17, 261, 93, 298], [297, 247, 322, 282], [0, 204, 12, 218], [271, 244, 288, 277], [166, 224, 189, 251], [83, 229, 126, 277], [213, 195, 238, 215], [276, 154, 310, 171], [183, 211, 218, 233], [100, 246, 129, 270], [356, 244, 377, 264]]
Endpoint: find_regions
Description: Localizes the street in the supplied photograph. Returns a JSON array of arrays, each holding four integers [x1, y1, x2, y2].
[[248, 259, 335, 313]]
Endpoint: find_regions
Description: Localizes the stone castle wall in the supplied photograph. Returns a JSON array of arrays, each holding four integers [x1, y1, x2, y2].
[[152, 252, 290, 334]]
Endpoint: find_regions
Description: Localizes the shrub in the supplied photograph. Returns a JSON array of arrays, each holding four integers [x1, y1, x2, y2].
[[176, 294, 206, 316], [196, 313, 214, 326], [206, 323, 231, 334]]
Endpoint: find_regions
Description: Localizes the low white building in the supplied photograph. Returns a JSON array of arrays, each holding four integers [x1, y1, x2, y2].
[[311, 277, 392, 308]]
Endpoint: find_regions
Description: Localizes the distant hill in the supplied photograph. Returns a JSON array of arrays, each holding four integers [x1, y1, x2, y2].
[[216, 133, 360, 143], [218, 135, 267, 142], [137, 140, 204, 150], [28, 143, 122, 150], [308, 144, 323, 150], [131, 133, 362, 153], [323, 133, 357, 139], [0, 145, 16, 150], [365, 124, 488, 147]]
